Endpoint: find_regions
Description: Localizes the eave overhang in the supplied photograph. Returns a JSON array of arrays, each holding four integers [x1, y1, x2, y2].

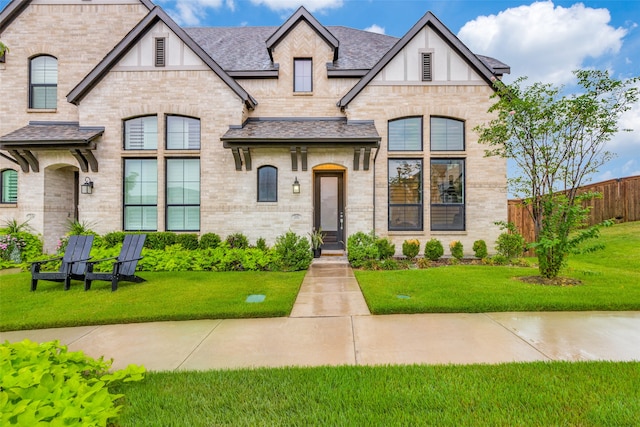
[[0, 122, 103, 173], [222, 118, 380, 172]]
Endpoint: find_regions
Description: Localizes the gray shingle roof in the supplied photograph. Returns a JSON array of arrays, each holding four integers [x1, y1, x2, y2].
[[185, 26, 399, 73], [0, 122, 104, 146], [222, 118, 380, 143]]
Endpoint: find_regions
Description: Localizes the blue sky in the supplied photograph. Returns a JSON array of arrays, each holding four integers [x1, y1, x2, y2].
[[1, 0, 638, 182]]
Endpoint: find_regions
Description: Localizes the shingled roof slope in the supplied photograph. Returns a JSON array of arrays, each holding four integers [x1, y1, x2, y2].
[[185, 26, 399, 73]]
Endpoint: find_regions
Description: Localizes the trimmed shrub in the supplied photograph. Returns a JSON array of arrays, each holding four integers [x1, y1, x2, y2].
[[199, 233, 221, 249], [347, 231, 379, 268], [255, 237, 269, 252], [226, 233, 249, 249], [176, 233, 199, 250], [0, 339, 145, 426], [472, 239, 488, 258], [102, 231, 126, 248], [272, 231, 312, 271], [402, 239, 420, 258], [449, 240, 464, 260], [146, 232, 177, 250], [495, 222, 525, 260], [424, 238, 444, 261], [375, 237, 396, 259]]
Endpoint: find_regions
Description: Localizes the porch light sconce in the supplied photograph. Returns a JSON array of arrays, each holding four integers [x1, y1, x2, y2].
[[292, 177, 300, 194], [81, 177, 94, 195]]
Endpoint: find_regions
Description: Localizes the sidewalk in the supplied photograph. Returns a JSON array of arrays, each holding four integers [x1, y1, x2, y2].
[[2, 258, 639, 371]]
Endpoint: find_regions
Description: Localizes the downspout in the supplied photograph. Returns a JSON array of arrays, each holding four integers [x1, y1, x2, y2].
[[372, 141, 380, 235]]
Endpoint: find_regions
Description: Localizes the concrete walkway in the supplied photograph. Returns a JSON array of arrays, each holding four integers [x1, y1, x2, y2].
[[2, 257, 640, 371]]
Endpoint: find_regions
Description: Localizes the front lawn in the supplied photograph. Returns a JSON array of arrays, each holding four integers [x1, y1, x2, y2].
[[0, 271, 305, 332], [115, 362, 640, 426], [356, 221, 640, 314]]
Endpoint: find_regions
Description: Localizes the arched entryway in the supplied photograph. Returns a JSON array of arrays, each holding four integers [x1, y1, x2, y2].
[[42, 164, 79, 253], [313, 164, 346, 250]]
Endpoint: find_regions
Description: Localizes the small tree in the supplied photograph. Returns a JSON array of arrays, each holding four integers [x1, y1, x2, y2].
[[0, 41, 8, 57], [476, 70, 638, 278]]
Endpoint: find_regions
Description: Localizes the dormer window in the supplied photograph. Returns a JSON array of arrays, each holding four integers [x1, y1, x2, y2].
[[155, 37, 166, 67], [294, 58, 312, 92], [421, 52, 432, 82]]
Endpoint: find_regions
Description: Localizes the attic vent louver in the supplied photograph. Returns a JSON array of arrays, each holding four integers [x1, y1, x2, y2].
[[421, 52, 432, 82], [155, 38, 166, 67]]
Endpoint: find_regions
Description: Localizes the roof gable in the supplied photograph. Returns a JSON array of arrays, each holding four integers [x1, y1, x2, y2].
[[67, 6, 257, 109], [265, 6, 339, 62], [338, 11, 505, 108], [0, 0, 154, 34]]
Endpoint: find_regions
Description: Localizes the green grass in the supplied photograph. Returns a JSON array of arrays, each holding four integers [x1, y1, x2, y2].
[[115, 362, 640, 426], [0, 271, 305, 332], [356, 221, 640, 314]]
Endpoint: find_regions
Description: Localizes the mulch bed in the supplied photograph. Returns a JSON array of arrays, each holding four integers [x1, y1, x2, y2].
[[518, 276, 583, 286]]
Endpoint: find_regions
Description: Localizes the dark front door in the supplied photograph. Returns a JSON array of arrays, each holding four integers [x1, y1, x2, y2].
[[314, 172, 344, 250]]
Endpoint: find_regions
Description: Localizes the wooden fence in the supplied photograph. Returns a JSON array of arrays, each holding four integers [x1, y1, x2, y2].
[[508, 175, 640, 244]]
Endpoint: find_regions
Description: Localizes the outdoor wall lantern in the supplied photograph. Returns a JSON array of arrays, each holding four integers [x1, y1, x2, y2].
[[81, 177, 94, 195], [292, 177, 300, 194]]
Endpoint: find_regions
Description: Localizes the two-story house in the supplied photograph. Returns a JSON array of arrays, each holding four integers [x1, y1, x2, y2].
[[0, 0, 509, 254]]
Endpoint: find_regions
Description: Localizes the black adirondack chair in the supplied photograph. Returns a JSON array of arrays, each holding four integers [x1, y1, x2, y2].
[[30, 235, 94, 291], [84, 234, 146, 291]]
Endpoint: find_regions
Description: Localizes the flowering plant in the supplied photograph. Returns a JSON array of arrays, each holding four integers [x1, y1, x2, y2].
[[0, 234, 26, 263]]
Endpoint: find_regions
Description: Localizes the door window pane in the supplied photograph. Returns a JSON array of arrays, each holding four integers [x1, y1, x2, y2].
[[320, 176, 338, 232]]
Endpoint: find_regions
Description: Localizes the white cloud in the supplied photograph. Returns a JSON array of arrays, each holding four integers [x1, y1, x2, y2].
[[458, 1, 627, 85], [164, 0, 227, 26], [363, 24, 385, 35], [249, 0, 343, 13]]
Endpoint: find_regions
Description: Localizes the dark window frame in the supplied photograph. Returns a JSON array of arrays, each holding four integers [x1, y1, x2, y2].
[[29, 54, 57, 109], [430, 158, 465, 231], [165, 115, 201, 150], [123, 115, 158, 150], [388, 116, 423, 151], [165, 157, 201, 232], [257, 165, 278, 202], [1, 169, 18, 204], [293, 58, 313, 92], [430, 116, 465, 151], [123, 157, 158, 231], [388, 158, 424, 231]]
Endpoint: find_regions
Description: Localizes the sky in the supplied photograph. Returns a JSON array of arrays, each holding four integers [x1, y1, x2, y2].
[[1, 0, 638, 182]]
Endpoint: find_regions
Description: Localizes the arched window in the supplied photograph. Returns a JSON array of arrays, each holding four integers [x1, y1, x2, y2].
[[1, 169, 18, 203], [257, 166, 277, 202], [166, 115, 200, 150], [430, 117, 464, 151], [29, 55, 57, 109], [124, 116, 158, 150], [388, 117, 422, 151]]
